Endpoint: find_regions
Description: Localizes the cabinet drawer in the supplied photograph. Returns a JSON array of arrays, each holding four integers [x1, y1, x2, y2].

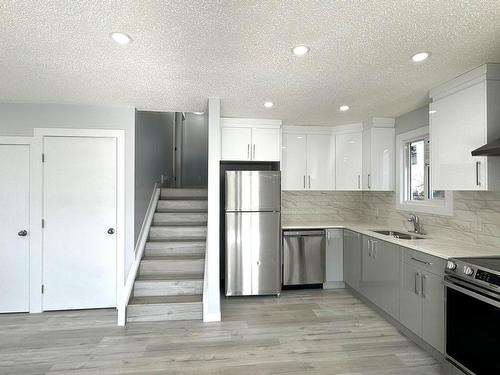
[[403, 248, 445, 275]]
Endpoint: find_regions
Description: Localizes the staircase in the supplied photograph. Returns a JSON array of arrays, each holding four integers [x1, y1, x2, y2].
[[127, 188, 207, 323]]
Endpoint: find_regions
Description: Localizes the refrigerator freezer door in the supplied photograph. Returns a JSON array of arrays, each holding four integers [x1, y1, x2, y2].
[[225, 171, 281, 211], [225, 212, 281, 296]]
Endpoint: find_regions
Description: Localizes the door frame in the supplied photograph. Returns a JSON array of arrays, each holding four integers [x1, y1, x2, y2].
[[0, 137, 33, 312], [32, 128, 125, 312]]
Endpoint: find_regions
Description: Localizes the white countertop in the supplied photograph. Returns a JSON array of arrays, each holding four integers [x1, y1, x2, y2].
[[282, 221, 500, 260]]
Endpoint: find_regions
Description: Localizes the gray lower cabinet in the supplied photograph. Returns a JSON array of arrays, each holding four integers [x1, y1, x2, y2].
[[361, 235, 400, 319], [343, 230, 362, 291], [399, 251, 445, 353]]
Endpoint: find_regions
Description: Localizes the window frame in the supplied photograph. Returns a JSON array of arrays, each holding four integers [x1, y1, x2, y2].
[[396, 126, 453, 216]]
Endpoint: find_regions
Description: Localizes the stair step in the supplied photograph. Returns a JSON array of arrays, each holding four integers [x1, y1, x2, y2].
[[139, 256, 204, 275], [133, 274, 203, 297], [127, 295, 202, 322], [145, 241, 206, 257], [161, 188, 207, 199], [157, 200, 208, 212], [153, 212, 208, 225], [148, 225, 207, 240]]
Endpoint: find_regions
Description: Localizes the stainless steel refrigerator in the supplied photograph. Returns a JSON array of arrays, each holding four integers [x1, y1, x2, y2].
[[225, 170, 281, 296]]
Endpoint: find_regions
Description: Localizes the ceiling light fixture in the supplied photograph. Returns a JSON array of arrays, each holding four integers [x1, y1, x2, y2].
[[192, 111, 204, 115], [292, 45, 310, 57], [429, 109, 437, 114], [110, 32, 132, 45], [339, 105, 350, 112], [264, 101, 274, 108], [411, 51, 431, 63]]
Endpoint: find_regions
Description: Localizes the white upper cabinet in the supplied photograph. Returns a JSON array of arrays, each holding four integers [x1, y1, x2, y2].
[[429, 64, 500, 190], [251, 128, 280, 161], [362, 118, 395, 191], [336, 132, 362, 190], [282, 133, 308, 189], [221, 127, 252, 160], [220, 118, 281, 162], [307, 134, 335, 190], [282, 127, 337, 191]]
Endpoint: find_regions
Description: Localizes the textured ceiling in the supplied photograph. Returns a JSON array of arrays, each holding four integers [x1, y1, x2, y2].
[[1, 1, 499, 125]]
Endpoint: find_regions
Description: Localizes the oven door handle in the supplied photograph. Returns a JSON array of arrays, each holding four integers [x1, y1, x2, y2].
[[444, 280, 500, 308]]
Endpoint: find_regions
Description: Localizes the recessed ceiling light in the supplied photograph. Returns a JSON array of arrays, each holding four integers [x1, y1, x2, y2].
[[264, 101, 274, 108], [192, 111, 204, 115], [429, 110, 437, 114], [339, 105, 350, 112], [292, 45, 310, 57], [110, 32, 132, 45], [411, 51, 431, 63]]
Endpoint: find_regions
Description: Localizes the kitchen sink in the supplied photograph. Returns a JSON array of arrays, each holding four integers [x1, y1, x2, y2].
[[370, 230, 426, 240]]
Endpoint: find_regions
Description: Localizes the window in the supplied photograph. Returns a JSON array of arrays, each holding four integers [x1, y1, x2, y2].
[[396, 127, 453, 215]]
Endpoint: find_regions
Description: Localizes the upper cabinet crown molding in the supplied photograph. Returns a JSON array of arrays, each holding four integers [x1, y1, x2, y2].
[[283, 123, 362, 135], [429, 63, 500, 191], [221, 117, 282, 128], [362, 117, 396, 130], [429, 63, 500, 101]]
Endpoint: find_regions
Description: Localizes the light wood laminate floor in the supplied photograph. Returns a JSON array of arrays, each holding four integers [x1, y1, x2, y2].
[[0, 289, 445, 374]]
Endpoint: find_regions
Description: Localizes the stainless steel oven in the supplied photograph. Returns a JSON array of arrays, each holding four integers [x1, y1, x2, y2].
[[444, 257, 500, 375]]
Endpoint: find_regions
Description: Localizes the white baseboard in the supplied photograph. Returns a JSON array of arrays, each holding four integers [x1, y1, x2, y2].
[[203, 311, 221, 323], [323, 281, 345, 289], [117, 184, 160, 326]]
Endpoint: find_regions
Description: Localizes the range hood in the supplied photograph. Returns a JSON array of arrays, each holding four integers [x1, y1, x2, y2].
[[471, 137, 500, 156]]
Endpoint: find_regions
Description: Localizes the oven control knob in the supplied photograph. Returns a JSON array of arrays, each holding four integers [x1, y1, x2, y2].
[[463, 266, 474, 276], [446, 261, 457, 270]]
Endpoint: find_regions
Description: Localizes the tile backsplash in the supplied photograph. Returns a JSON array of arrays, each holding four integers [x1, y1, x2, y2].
[[281, 191, 362, 223], [362, 191, 500, 248], [282, 190, 500, 248]]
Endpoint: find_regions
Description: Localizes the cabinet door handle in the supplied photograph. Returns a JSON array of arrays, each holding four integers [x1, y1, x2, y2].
[[303, 175, 306, 189], [327, 231, 331, 242], [414, 272, 420, 295], [372, 241, 377, 259], [357, 175, 360, 189], [411, 257, 432, 266], [253, 144, 256, 159], [308, 175, 311, 189], [368, 240, 372, 258], [368, 174, 371, 189], [421, 274, 427, 299], [476, 161, 481, 186], [247, 144, 250, 159]]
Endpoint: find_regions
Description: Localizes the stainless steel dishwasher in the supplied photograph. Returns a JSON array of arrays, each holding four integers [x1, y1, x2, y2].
[[283, 230, 325, 285]]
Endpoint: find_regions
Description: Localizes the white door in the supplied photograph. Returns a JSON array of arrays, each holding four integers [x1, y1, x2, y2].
[[306, 134, 335, 190], [336, 132, 362, 190], [221, 127, 252, 161], [43, 136, 117, 310], [252, 128, 280, 161], [282, 133, 307, 190], [0, 144, 30, 313]]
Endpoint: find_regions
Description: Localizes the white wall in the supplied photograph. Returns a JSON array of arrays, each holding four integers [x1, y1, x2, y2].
[[203, 97, 221, 322], [0, 103, 136, 284]]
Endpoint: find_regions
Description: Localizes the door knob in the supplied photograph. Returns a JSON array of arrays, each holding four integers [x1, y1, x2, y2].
[[18, 230, 28, 237], [107, 228, 115, 235]]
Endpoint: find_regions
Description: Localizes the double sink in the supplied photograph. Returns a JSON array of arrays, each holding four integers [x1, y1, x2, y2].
[[370, 230, 426, 240]]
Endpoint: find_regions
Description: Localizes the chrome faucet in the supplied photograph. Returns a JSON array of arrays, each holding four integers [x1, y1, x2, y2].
[[408, 214, 425, 235]]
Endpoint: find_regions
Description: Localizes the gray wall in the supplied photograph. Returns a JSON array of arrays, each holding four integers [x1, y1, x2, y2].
[[134, 110, 174, 243], [0, 103, 136, 278], [395, 104, 429, 134], [181, 112, 208, 187]]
